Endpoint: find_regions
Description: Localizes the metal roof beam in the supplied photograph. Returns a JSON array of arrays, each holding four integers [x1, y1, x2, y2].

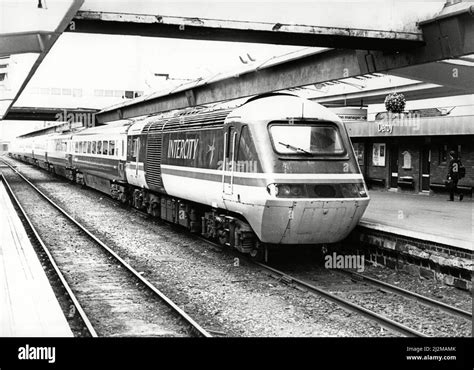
[[67, 10, 423, 51], [96, 4, 474, 123], [4, 107, 99, 122], [2, 0, 85, 119], [312, 85, 469, 107], [0, 32, 54, 57], [388, 62, 474, 90]]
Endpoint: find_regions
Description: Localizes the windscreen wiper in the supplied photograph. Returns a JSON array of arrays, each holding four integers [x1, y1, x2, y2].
[[278, 141, 312, 155]]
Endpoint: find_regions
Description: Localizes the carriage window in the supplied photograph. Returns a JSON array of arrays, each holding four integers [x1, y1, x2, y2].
[[91, 141, 96, 154], [75, 142, 78, 153], [109, 141, 115, 156], [103, 140, 109, 155], [269, 124, 344, 155], [97, 140, 102, 155]]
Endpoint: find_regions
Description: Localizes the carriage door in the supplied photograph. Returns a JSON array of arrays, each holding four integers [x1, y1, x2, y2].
[[389, 144, 399, 189], [125, 136, 142, 187], [222, 126, 237, 198], [420, 146, 431, 192]]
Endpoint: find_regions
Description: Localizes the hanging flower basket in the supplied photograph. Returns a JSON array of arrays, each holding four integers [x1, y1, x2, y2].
[[384, 92, 406, 113]]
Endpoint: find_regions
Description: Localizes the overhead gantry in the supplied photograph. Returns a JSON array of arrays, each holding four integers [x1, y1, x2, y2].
[[1, 1, 473, 123], [89, 2, 474, 123], [0, 0, 85, 120]]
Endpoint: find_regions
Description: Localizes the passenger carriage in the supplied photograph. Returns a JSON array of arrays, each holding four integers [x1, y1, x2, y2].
[[44, 132, 74, 179], [71, 120, 130, 200]]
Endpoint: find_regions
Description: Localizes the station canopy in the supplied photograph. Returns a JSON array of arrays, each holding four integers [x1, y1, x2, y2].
[[0, 1, 472, 122]]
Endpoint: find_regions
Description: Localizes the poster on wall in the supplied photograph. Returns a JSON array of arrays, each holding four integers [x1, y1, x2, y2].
[[372, 143, 386, 166]]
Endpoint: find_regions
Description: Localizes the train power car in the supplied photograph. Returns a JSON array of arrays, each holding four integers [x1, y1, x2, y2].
[[9, 93, 370, 258]]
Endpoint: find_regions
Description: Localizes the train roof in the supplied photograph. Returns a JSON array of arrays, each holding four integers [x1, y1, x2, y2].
[[228, 94, 342, 124], [124, 93, 339, 134], [88, 93, 341, 136], [73, 119, 132, 137]]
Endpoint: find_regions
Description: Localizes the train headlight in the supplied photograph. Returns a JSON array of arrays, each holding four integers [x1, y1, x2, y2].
[[358, 183, 368, 197], [290, 185, 303, 197], [278, 185, 292, 197], [341, 183, 368, 198], [313, 184, 336, 198]]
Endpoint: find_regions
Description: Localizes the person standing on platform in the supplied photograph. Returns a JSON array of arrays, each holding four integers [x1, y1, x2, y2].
[[446, 150, 464, 201]]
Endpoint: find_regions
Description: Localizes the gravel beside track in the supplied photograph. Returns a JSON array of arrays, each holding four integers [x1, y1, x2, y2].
[[2, 158, 401, 337], [2, 165, 206, 337], [268, 254, 472, 337]]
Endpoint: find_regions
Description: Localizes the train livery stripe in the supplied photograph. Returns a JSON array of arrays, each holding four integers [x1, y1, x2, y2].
[[160, 164, 365, 186], [161, 165, 266, 186]]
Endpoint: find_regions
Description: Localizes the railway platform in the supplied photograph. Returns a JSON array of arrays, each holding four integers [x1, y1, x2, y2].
[[0, 180, 73, 337], [361, 189, 472, 251], [354, 189, 472, 291]]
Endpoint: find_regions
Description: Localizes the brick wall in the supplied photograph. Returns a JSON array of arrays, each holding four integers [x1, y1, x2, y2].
[[430, 136, 474, 187]]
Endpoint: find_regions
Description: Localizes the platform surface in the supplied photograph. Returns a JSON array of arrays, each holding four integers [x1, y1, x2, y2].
[[0, 181, 73, 337], [361, 190, 473, 251]]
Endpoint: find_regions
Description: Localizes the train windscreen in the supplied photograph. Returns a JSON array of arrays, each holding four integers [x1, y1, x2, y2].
[[269, 124, 344, 155]]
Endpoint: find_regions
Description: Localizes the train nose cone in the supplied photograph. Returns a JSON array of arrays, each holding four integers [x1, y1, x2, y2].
[[260, 199, 369, 244]]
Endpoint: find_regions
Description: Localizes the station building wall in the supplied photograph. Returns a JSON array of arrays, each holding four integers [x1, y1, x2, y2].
[[351, 135, 474, 195], [430, 136, 474, 187]]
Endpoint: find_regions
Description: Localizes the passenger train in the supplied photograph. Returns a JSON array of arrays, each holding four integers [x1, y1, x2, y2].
[[9, 93, 370, 258]]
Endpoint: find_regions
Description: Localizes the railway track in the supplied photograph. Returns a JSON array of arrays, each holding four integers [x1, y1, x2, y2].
[[82, 182, 472, 337], [337, 269, 472, 321], [2, 156, 470, 338], [188, 233, 471, 337], [253, 262, 428, 337], [1, 160, 211, 338], [1, 172, 97, 338]]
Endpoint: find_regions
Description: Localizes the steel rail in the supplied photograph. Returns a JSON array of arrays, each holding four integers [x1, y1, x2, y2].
[[338, 269, 472, 320], [1, 172, 98, 338], [253, 261, 428, 337], [191, 233, 428, 337]]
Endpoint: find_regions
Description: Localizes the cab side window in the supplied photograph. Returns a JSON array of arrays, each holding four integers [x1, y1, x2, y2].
[[236, 125, 259, 172], [128, 136, 139, 161]]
